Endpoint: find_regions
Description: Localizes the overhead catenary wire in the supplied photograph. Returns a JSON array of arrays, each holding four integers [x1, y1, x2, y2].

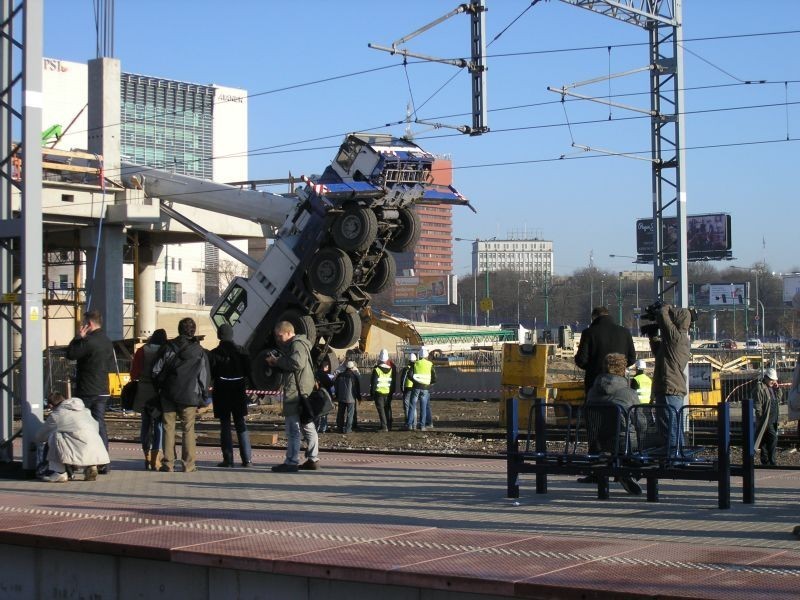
[[75, 28, 800, 173]]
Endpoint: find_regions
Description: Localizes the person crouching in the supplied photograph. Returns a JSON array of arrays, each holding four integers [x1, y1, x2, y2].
[[34, 393, 110, 482]]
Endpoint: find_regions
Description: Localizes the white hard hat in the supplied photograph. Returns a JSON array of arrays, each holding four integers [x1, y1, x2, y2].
[[419, 347, 429, 359], [345, 360, 356, 370], [635, 359, 647, 370], [408, 353, 417, 361], [378, 349, 389, 362], [764, 368, 778, 381]]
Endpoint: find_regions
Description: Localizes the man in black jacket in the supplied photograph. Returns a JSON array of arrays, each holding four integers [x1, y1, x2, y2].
[[151, 318, 210, 473], [574, 306, 636, 480], [66, 309, 113, 472], [575, 307, 637, 394]]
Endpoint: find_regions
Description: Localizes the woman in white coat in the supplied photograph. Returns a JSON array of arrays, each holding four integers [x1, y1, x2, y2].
[[34, 393, 110, 482]]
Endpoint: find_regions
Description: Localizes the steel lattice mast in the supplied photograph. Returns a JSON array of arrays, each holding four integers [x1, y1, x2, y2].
[[561, 0, 688, 308]]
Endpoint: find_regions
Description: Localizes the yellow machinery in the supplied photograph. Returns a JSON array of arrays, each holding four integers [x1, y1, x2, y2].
[[499, 343, 562, 427], [358, 306, 422, 353]]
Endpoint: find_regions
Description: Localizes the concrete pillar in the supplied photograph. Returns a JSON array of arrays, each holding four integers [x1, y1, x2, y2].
[[135, 245, 162, 340], [87, 57, 120, 181], [81, 226, 125, 341]]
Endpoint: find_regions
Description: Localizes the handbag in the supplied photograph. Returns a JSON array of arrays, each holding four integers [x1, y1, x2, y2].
[[120, 379, 138, 411], [293, 371, 335, 424]]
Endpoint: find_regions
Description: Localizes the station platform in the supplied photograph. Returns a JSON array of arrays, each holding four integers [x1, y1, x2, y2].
[[1, 441, 799, 599]]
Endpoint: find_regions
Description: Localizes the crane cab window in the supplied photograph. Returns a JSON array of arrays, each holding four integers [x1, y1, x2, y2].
[[212, 284, 247, 328]]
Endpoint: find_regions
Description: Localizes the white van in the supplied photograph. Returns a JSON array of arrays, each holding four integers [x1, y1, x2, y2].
[[745, 339, 763, 350]]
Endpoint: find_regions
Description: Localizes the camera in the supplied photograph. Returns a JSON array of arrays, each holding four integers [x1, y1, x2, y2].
[[639, 300, 663, 338]]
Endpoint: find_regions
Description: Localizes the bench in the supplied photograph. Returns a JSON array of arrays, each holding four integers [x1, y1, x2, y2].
[[506, 397, 757, 509]]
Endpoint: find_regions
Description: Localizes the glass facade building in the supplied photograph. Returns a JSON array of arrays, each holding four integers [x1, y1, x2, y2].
[[120, 74, 215, 179]]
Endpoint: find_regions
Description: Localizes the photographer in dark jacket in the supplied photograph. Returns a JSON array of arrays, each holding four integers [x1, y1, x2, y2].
[[66, 309, 113, 472], [208, 324, 252, 468], [151, 318, 210, 473]]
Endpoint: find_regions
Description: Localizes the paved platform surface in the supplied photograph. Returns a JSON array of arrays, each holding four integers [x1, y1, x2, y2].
[[2, 441, 799, 599]]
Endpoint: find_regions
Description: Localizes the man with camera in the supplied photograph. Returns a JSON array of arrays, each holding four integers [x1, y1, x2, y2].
[[642, 301, 692, 454], [266, 320, 320, 472]]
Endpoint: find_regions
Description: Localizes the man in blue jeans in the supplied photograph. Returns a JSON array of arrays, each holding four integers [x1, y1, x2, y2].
[[647, 303, 692, 455], [406, 348, 436, 430]]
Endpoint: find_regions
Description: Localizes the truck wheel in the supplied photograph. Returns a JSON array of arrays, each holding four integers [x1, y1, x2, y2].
[[278, 307, 318, 343], [329, 306, 362, 349], [332, 207, 378, 253], [309, 247, 353, 296], [364, 252, 396, 294], [386, 207, 421, 252], [250, 349, 284, 391]]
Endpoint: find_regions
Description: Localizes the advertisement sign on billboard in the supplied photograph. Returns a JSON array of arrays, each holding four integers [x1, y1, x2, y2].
[[636, 213, 732, 262], [705, 283, 749, 307], [783, 275, 800, 305], [393, 275, 450, 306]]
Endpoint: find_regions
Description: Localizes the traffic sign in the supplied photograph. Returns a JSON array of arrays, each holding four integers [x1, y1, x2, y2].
[[1, 293, 18, 303], [479, 297, 493, 312]]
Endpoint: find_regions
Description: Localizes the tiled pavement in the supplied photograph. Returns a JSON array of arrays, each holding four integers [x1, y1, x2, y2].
[[1, 441, 799, 599]]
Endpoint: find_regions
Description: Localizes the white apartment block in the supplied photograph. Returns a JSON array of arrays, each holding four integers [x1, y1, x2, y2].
[[471, 238, 554, 280]]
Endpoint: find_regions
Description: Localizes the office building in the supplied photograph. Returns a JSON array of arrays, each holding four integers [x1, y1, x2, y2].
[[471, 236, 553, 281]]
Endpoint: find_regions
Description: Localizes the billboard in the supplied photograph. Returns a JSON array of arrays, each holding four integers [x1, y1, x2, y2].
[[784, 275, 800, 306], [393, 275, 455, 306], [636, 213, 732, 262], [704, 282, 749, 307]]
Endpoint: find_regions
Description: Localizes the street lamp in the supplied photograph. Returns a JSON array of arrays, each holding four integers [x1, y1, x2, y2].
[[731, 265, 763, 339], [455, 237, 484, 326], [517, 279, 530, 326], [610, 254, 641, 332]]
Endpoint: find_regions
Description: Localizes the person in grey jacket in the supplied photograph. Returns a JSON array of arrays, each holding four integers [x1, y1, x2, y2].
[[34, 393, 110, 482], [266, 320, 319, 472], [586, 353, 645, 495], [648, 303, 692, 453], [754, 368, 782, 466]]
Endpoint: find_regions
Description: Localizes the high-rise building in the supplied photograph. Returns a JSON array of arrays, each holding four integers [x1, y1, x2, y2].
[[471, 237, 554, 281], [42, 58, 249, 305], [393, 158, 454, 277]]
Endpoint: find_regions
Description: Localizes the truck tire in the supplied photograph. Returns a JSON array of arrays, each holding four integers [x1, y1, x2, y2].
[[329, 306, 362, 349], [278, 307, 318, 343], [364, 252, 396, 294], [386, 207, 421, 252], [309, 247, 353, 296], [250, 349, 284, 391], [332, 207, 378, 253]]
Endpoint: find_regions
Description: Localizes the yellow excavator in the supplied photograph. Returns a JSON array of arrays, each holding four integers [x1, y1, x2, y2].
[[358, 307, 422, 353]]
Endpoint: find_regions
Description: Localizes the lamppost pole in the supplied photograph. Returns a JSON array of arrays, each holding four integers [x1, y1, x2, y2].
[[517, 279, 529, 326], [618, 272, 623, 324], [610, 254, 641, 331]]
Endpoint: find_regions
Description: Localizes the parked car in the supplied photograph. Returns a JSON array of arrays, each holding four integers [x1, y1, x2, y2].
[[698, 342, 721, 349], [745, 339, 763, 350], [719, 339, 738, 350]]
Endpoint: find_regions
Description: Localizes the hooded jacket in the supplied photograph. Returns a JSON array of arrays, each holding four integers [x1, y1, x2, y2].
[[650, 305, 691, 397], [274, 335, 315, 417], [34, 397, 110, 467], [586, 373, 644, 453], [151, 335, 210, 407], [66, 328, 113, 396]]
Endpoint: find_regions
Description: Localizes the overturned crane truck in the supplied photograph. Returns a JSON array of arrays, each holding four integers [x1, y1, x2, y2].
[[122, 133, 470, 389]]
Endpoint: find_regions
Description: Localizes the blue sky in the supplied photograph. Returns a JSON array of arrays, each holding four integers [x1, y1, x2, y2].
[[44, 1, 800, 277]]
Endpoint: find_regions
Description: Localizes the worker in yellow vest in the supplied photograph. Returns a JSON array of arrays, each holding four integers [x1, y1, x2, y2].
[[630, 359, 652, 404], [405, 348, 437, 430], [400, 353, 417, 422], [370, 349, 396, 431]]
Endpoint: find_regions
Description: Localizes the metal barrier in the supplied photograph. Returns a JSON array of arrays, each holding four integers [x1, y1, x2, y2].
[[506, 397, 755, 509]]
